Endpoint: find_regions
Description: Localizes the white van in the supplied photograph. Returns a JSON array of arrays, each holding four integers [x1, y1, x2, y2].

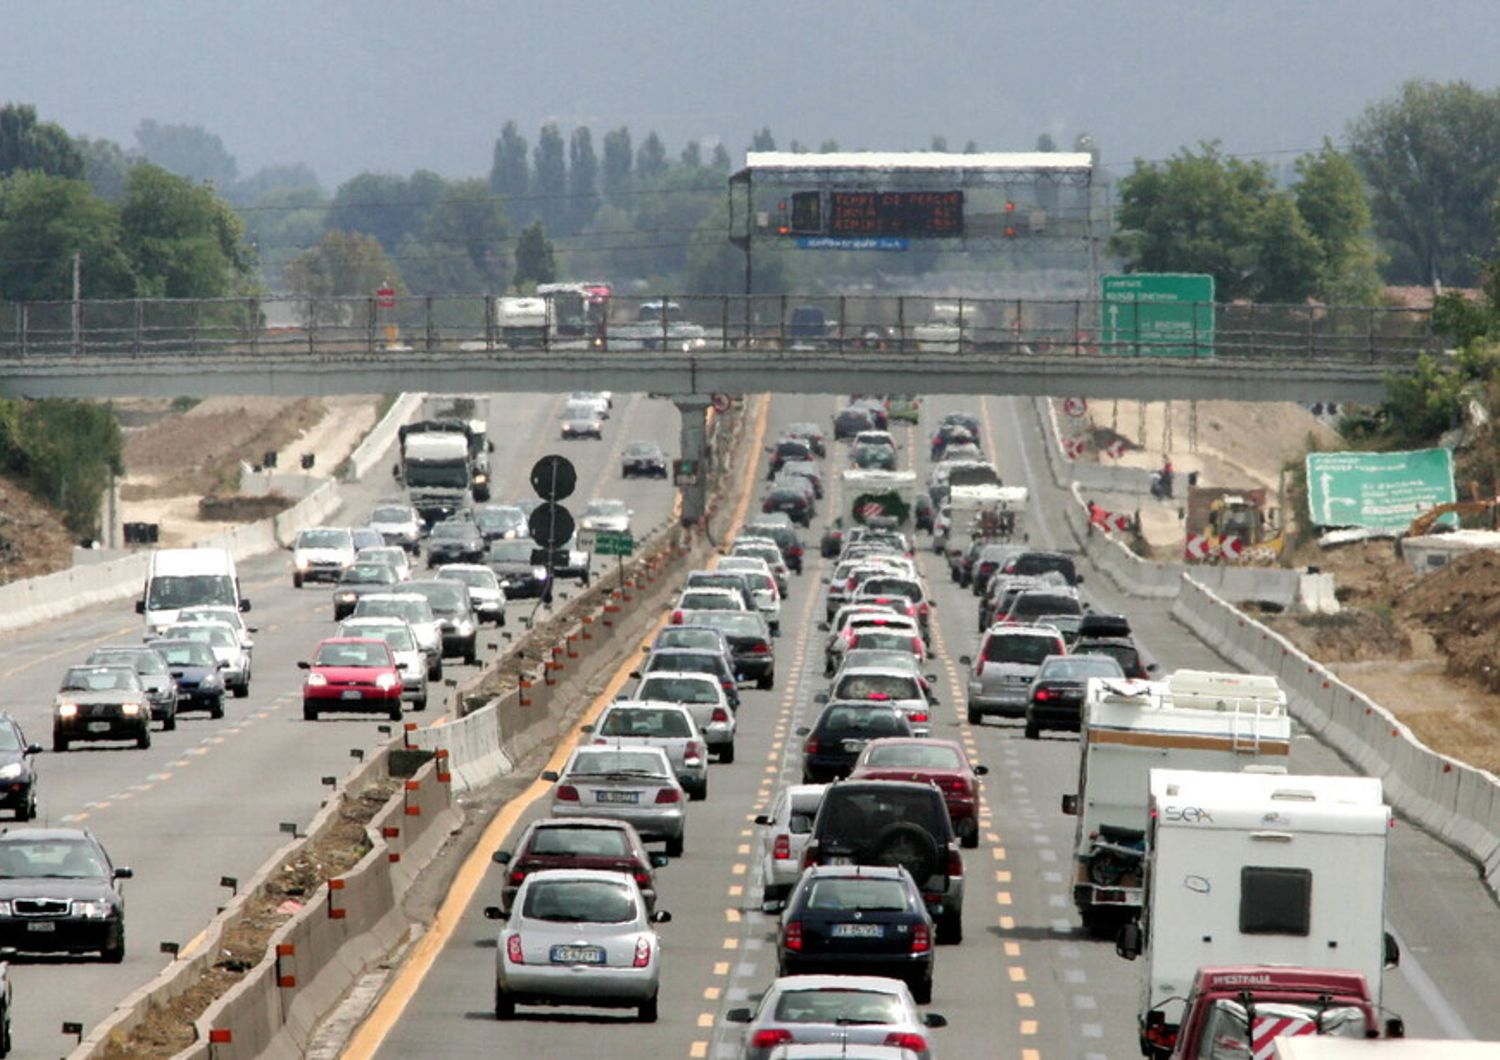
[[137, 547, 248, 634]]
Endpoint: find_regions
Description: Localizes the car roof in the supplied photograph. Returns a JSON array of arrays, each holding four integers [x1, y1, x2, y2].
[[514, 867, 644, 886], [767, 973, 909, 992], [800, 863, 911, 881], [835, 666, 922, 680], [0, 827, 97, 843]]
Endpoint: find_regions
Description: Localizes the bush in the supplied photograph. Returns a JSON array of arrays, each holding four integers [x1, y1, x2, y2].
[[0, 399, 123, 535]]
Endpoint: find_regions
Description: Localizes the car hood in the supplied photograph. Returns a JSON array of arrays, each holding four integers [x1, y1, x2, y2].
[[295, 547, 352, 561], [0, 877, 115, 902], [55, 691, 146, 705], [310, 665, 395, 682]]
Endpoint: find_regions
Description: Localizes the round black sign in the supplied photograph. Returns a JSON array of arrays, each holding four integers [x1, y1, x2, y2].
[[528, 501, 576, 549], [530, 454, 578, 502]]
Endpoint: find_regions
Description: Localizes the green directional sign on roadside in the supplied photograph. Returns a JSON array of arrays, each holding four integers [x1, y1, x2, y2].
[[1304, 448, 1456, 531], [1101, 273, 1215, 357], [593, 531, 635, 557]]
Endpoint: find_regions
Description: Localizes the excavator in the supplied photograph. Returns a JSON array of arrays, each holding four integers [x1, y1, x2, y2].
[[1406, 496, 1500, 537]]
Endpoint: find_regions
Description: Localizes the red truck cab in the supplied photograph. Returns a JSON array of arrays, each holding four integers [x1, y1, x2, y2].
[[1151, 966, 1402, 1058]]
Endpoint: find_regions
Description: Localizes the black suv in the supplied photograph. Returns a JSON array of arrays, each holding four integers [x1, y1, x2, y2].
[[804, 779, 966, 942]]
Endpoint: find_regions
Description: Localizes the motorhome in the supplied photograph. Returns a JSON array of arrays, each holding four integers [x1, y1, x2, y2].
[[1118, 769, 1399, 1058], [1063, 670, 1290, 933], [137, 547, 247, 634]]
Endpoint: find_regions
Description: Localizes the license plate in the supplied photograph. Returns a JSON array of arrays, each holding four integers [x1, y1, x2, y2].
[[842, 739, 867, 753], [829, 856, 854, 866], [341, 690, 363, 700], [550, 944, 605, 964], [26, 921, 55, 932], [831, 923, 884, 938], [87, 722, 112, 733], [595, 790, 639, 804]]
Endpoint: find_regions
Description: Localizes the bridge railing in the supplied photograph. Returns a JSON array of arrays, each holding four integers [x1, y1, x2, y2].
[[0, 294, 1439, 363]]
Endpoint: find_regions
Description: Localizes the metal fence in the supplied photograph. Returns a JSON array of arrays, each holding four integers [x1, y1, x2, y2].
[[0, 294, 1439, 364]]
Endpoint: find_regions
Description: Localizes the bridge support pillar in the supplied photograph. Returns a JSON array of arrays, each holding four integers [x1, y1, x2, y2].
[[673, 395, 711, 527]]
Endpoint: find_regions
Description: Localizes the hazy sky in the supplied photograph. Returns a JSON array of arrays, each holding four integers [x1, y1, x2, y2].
[[6, 0, 1499, 187]]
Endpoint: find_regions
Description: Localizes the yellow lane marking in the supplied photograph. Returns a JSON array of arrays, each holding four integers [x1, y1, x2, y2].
[[992, 846, 1006, 859], [722, 937, 738, 950], [704, 987, 721, 1001], [731, 863, 747, 876], [1004, 941, 1021, 957], [726, 909, 742, 924], [995, 870, 1012, 883], [697, 1013, 714, 1028], [1017, 993, 1036, 1009], [0, 622, 135, 679], [1009, 966, 1028, 982], [728, 885, 743, 898], [996, 892, 1012, 905], [690, 1043, 708, 1059], [999, 916, 1016, 930], [1023, 1051, 1040, 1060], [736, 844, 750, 855], [1021, 1019, 1038, 1035], [714, 961, 730, 975]]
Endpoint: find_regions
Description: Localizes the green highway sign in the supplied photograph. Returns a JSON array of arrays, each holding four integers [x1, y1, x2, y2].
[[1101, 273, 1215, 357], [1305, 448, 1456, 531], [593, 531, 635, 557]]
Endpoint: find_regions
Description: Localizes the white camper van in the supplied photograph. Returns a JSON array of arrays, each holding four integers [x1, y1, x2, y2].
[[1063, 670, 1290, 932], [1118, 769, 1400, 1056], [137, 547, 247, 634]]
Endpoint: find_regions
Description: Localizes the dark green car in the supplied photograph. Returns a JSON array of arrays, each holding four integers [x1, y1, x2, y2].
[[887, 395, 921, 423]]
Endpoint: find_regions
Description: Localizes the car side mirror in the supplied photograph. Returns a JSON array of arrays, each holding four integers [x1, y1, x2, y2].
[[649, 910, 672, 924], [925, 673, 938, 683], [581, 724, 595, 735], [816, 621, 829, 632], [974, 764, 988, 777], [629, 671, 642, 680], [492, 850, 511, 865], [1116, 921, 1142, 960], [795, 726, 810, 736], [1061, 793, 1078, 815], [219, 661, 231, 669], [23, 744, 41, 757], [753, 814, 772, 826], [240, 599, 252, 613], [488, 441, 495, 452], [248, 626, 260, 634], [762, 898, 786, 914], [1385, 1017, 1406, 1039], [296, 661, 310, 670], [928, 600, 937, 608], [1076, 574, 1085, 584], [923, 1013, 948, 1029], [135, 600, 145, 615], [113, 867, 133, 880], [483, 905, 507, 920], [649, 853, 670, 868], [724, 1008, 752, 1024], [1146, 662, 1159, 672], [813, 692, 829, 705], [1384, 930, 1401, 968], [541, 770, 559, 783], [958, 655, 972, 666]]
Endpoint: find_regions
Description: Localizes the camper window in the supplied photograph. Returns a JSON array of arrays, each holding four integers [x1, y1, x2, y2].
[[1239, 865, 1312, 936]]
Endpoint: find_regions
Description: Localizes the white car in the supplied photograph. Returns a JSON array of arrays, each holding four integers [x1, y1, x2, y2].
[[754, 784, 827, 902], [727, 975, 947, 1060], [291, 526, 357, 587], [580, 499, 632, 535], [368, 502, 423, 553], [337, 617, 430, 710], [852, 429, 898, 454], [435, 563, 507, 626], [568, 391, 612, 418], [634, 672, 737, 762], [593, 701, 709, 799], [357, 545, 412, 582], [175, 606, 257, 652], [158, 620, 252, 697], [351, 592, 443, 679], [483, 869, 670, 1022], [560, 403, 604, 440]]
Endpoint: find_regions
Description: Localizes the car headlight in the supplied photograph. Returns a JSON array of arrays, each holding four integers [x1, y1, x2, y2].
[[122, 702, 141, 716], [455, 618, 474, 636], [201, 673, 222, 689], [71, 899, 112, 919], [532, 565, 548, 580], [335, 591, 357, 603], [0, 763, 22, 781], [473, 472, 488, 485], [305, 673, 328, 687], [295, 556, 310, 570], [375, 673, 399, 690], [57, 702, 78, 718], [0, 900, 11, 916]]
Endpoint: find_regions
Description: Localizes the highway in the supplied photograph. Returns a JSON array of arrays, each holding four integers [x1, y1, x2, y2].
[[0, 391, 684, 1056], [352, 392, 1500, 1059]]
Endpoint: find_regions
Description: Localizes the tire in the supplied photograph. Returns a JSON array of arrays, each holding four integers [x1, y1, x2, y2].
[[17, 793, 35, 822], [293, 573, 303, 588], [414, 697, 428, 712], [52, 734, 68, 753], [967, 705, 982, 726], [1024, 720, 1040, 740], [210, 697, 225, 720], [164, 711, 177, 732], [638, 994, 659, 1023], [939, 908, 964, 945], [303, 703, 319, 722], [756, 673, 774, 691], [870, 822, 939, 886], [494, 984, 515, 1020], [388, 701, 403, 721], [911, 975, 934, 1004], [464, 642, 478, 666], [102, 927, 125, 964], [717, 742, 736, 764], [665, 833, 685, 858], [431, 660, 444, 681], [691, 779, 708, 802], [233, 681, 249, 699], [961, 826, 980, 850], [136, 728, 151, 750]]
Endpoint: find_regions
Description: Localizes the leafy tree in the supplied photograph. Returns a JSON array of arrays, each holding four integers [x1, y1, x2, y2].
[[1348, 80, 1500, 285], [532, 124, 566, 234], [513, 220, 557, 289], [749, 128, 776, 152], [601, 126, 632, 206], [567, 126, 599, 235], [1293, 141, 1381, 302], [0, 398, 123, 535], [1036, 133, 1057, 152], [0, 171, 136, 301], [929, 135, 948, 152], [963, 140, 980, 154], [685, 199, 791, 295], [636, 131, 667, 181], [74, 136, 132, 201], [242, 184, 327, 290], [710, 143, 732, 172], [0, 104, 83, 179], [819, 139, 840, 153], [680, 140, 702, 168], [230, 163, 321, 205], [119, 163, 255, 298], [1251, 195, 1322, 303], [133, 119, 238, 187], [1380, 353, 1468, 445], [284, 230, 400, 300], [327, 172, 425, 252], [419, 177, 509, 291], [489, 121, 530, 221]]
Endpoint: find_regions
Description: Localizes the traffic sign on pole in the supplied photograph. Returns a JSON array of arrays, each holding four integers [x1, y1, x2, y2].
[[1062, 397, 1088, 419], [593, 531, 635, 557], [376, 286, 396, 309], [530, 454, 578, 502], [528, 502, 576, 549]]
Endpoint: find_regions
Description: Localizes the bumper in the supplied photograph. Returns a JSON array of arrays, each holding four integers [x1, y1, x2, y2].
[[1028, 703, 1083, 732], [0, 917, 120, 955], [305, 689, 402, 714], [623, 462, 667, 477], [498, 577, 548, 599], [439, 630, 477, 655], [733, 655, 775, 681], [549, 802, 684, 841], [781, 951, 932, 981], [498, 962, 659, 1004], [296, 565, 344, 583], [0, 782, 33, 810], [56, 717, 149, 742], [175, 686, 223, 711], [703, 722, 736, 748], [967, 682, 1030, 716]]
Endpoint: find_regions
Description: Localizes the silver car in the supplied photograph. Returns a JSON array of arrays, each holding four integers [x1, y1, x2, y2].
[[351, 593, 443, 680], [961, 624, 1067, 722], [435, 563, 507, 626], [543, 746, 686, 857], [337, 617, 429, 710], [593, 702, 709, 800], [483, 869, 671, 1022], [726, 975, 947, 1060], [158, 621, 251, 697], [824, 667, 936, 738], [356, 545, 412, 582], [291, 526, 356, 587], [634, 672, 737, 762], [176, 606, 257, 652], [754, 784, 827, 903], [369, 501, 422, 553]]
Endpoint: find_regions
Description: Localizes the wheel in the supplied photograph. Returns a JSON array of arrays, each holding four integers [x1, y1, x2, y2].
[[464, 644, 478, 666], [52, 733, 68, 753], [911, 975, 933, 1004], [102, 927, 125, 964], [494, 983, 515, 1020], [430, 660, 443, 681], [293, 573, 303, 588], [414, 697, 428, 712], [303, 703, 319, 722], [164, 711, 177, 732], [967, 705, 982, 726], [870, 822, 939, 885], [136, 728, 151, 750], [691, 780, 708, 802], [17, 793, 35, 822], [233, 681, 249, 699], [1024, 720, 1040, 740], [939, 908, 964, 944], [638, 993, 659, 1023], [388, 701, 403, 721], [756, 672, 774, 691], [961, 826, 980, 850], [1079, 907, 1113, 939], [665, 833, 685, 858], [717, 742, 736, 764], [210, 697, 225, 720]]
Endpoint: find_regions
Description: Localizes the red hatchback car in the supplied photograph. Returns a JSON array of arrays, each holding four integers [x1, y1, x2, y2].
[[849, 737, 988, 849], [298, 637, 403, 721], [492, 817, 669, 914]]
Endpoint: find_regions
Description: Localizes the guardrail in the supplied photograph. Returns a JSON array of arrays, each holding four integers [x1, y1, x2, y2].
[[0, 294, 1437, 364]]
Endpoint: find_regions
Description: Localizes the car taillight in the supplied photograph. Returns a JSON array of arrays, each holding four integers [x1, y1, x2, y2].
[[783, 920, 803, 952], [790, 545, 804, 556], [884, 1033, 928, 1051], [911, 922, 931, 953], [686, 740, 705, 762], [671, 610, 683, 624], [751, 1029, 794, 1049], [1034, 688, 1054, 701], [655, 788, 680, 804], [505, 935, 524, 964], [1145, 1023, 1179, 1049], [913, 636, 924, 656], [509, 869, 527, 885], [633, 936, 652, 967], [910, 711, 928, 724], [942, 776, 969, 794], [634, 869, 652, 888], [846, 577, 857, 590], [751, 641, 770, 654], [773, 834, 791, 860], [712, 706, 731, 723], [555, 785, 580, 802], [594, 737, 609, 744], [804, 737, 819, 756], [974, 657, 985, 676], [946, 847, 964, 876], [762, 500, 774, 512]]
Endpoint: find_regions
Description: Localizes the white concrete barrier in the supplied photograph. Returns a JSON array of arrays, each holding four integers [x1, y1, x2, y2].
[[345, 392, 424, 482], [407, 700, 512, 792]]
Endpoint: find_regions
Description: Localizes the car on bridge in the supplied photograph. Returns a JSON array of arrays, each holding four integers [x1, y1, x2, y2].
[[559, 402, 604, 440]]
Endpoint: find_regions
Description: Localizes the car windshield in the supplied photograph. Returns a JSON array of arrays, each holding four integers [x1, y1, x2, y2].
[[645, 653, 721, 676], [983, 635, 1060, 665], [490, 541, 534, 562], [638, 676, 718, 703], [61, 667, 140, 692], [0, 838, 108, 880], [842, 651, 913, 672], [406, 464, 469, 488], [165, 625, 236, 648], [865, 744, 962, 770], [625, 443, 658, 458], [153, 641, 217, 668], [586, 501, 628, 517], [861, 578, 920, 601], [529, 826, 631, 858], [440, 568, 497, 591], [0, 726, 21, 753], [409, 583, 466, 612], [1010, 594, 1081, 618], [341, 623, 417, 652], [804, 877, 910, 912], [569, 749, 668, 777], [821, 707, 907, 735], [563, 406, 596, 421], [298, 529, 351, 549], [600, 708, 692, 738], [1037, 656, 1121, 680], [354, 598, 433, 624], [656, 628, 721, 651], [314, 642, 391, 668], [431, 523, 473, 540], [372, 506, 412, 524], [834, 674, 920, 701], [678, 592, 739, 611], [145, 574, 236, 609], [852, 631, 917, 652], [474, 506, 525, 531], [342, 564, 395, 583], [689, 612, 765, 638], [1197, 1001, 1367, 1058], [90, 649, 166, 675], [177, 608, 242, 629], [1070, 644, 1137, 673], [772, 988, 904, 1025], [521, 879, 635, 923]]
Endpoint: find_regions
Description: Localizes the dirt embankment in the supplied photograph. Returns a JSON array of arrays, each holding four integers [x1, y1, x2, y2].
[[0, 474, 76, 582]]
